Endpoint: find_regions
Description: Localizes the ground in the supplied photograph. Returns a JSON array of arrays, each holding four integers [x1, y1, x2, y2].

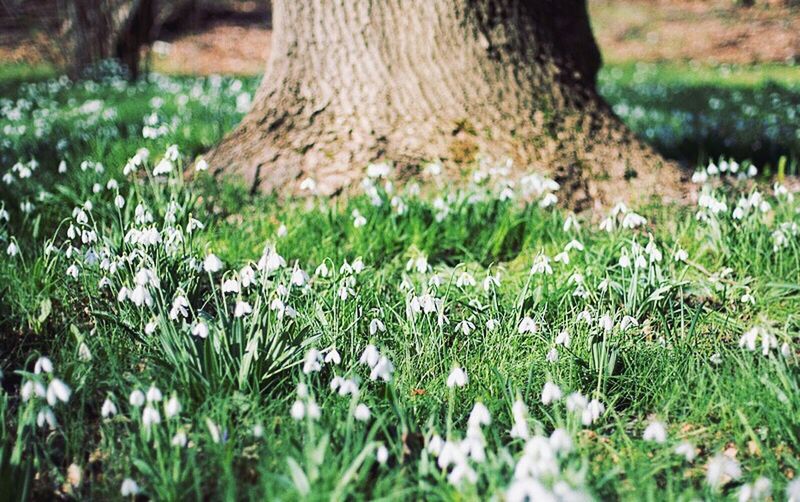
[[0, 1, 799, 500]]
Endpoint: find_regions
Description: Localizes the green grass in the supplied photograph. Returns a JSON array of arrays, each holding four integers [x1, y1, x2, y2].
[[0, 62, 799, 500]]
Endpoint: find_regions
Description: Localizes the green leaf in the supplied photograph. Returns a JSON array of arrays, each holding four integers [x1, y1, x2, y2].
[[286, 456, 310, 496]]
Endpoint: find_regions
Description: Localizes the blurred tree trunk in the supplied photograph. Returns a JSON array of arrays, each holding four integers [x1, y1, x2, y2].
[[206, 0, 683, 208], [62, 0, 155, 79]]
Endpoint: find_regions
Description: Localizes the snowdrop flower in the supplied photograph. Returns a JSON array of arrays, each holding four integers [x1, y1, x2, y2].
[[21, 380, 45, 401], [486, 318, 499, 331], [738, 477, 771, 502], [510, 399, 530, 439], [582, 399, 605, 425], [786, 479, 800, 502], [620, 315, 638, 331], [370, 356, 395, 382], [706, 454, 741, 489], [172, 431, 188, 447], [302, 349, 323, 374], [369, 319, 385, 335], [599, 314, 613, 333], [352, 209, 367, 228], [221, 279, 240, 294], [66, 264, 79, 279], [6, 241, 18, 257], [674, 248, 688, 262], [455, 319, 475, 335], [456, 272, 476, 288], [101, 398, 117, 418], [354, 403, 371, 421], [142, 406, 161, 428], [446, 367, 468, 388], [376, 444, 389, 465], [37, 407, 57, 429], [34, 356, 53, 374], [468, 402, 491, 428], [290, 400, 305, 420], [195, 157, 208, 172], [546, 348, 559, 363], [781, 342, 791, 358], [359, 344, 380, 368], [710, 353, 722, 365], [46, 379, 71, 406], [324, 348, 341, 365], [191, 322, 209, 339], [555, 330, 571, 347], [674, 441, 696, 462], [146, 386, 162, 402], [203, 253, 223, 273], [643, 421, 667, 443], [120, 478, 140, 496], [234, 301, 252, 318], [518, 316, 537, 334], [129, 390, 145, 407], [541, 382, 562, 405], [165, 396, 181, 418]]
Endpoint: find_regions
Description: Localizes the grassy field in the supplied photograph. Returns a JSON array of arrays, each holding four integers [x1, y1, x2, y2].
[[0, 61, 799, 500]]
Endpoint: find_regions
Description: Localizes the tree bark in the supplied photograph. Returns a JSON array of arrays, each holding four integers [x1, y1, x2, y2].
[[61, 0, 156, 79], [206, 0, 685, 208]]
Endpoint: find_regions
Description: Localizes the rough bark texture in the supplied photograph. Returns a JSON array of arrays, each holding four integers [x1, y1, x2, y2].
[[62, 0, 156, 79], [206, 0, 685, 208]]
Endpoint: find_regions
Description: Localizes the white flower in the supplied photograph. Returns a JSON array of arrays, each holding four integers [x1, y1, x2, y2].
[[203, 253, 223, 273], [46, 378, 71, 405], [518, 317, 537, 334], [541, 382, 562, 405], [359, 344, 380, 368], [787, 479, 800, 502], [674, 441, 696, 462], [674, 248, 688, 262], [555, 330, 571, 347], [6, 241, 18, 257], [376, 444, 389, 465], [370, 356, 395, 382], [642, 421, 667, 443], [546, 348, 559, 363], [146, 386, 162, 402], [354, 403, 371, 421], [369, 319, 386, 335], [142, 406, 161, 428], [234, 301, 252, 318], [302, 349, 323, 374], [221, 279, 240, 294], [120, 478, 140, 496], [172, 431, 188, 447], [581, 399, 604, 425], [34, 356, 53, 374], [290, 400, 305, 421], [446, 367, 468, 388], [191, 322, 209, 339], [738, 477, 771, 502], [195, 158, 208, 172], [129, 390, 145, 407], [165, 396, 181, 418], [101, 398, 117, 418], [37, 407, 57, 429], [706, 454, 741, 489], [468, 402, 491, 428], [324, 348, 341, 365]]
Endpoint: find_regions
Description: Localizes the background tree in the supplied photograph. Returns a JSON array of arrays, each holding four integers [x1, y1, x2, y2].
[[205, 0, 684, 207]]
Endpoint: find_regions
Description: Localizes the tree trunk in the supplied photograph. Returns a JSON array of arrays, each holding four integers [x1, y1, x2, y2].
[[62, 0, 156, 79], [206, 0, 685, 208]]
